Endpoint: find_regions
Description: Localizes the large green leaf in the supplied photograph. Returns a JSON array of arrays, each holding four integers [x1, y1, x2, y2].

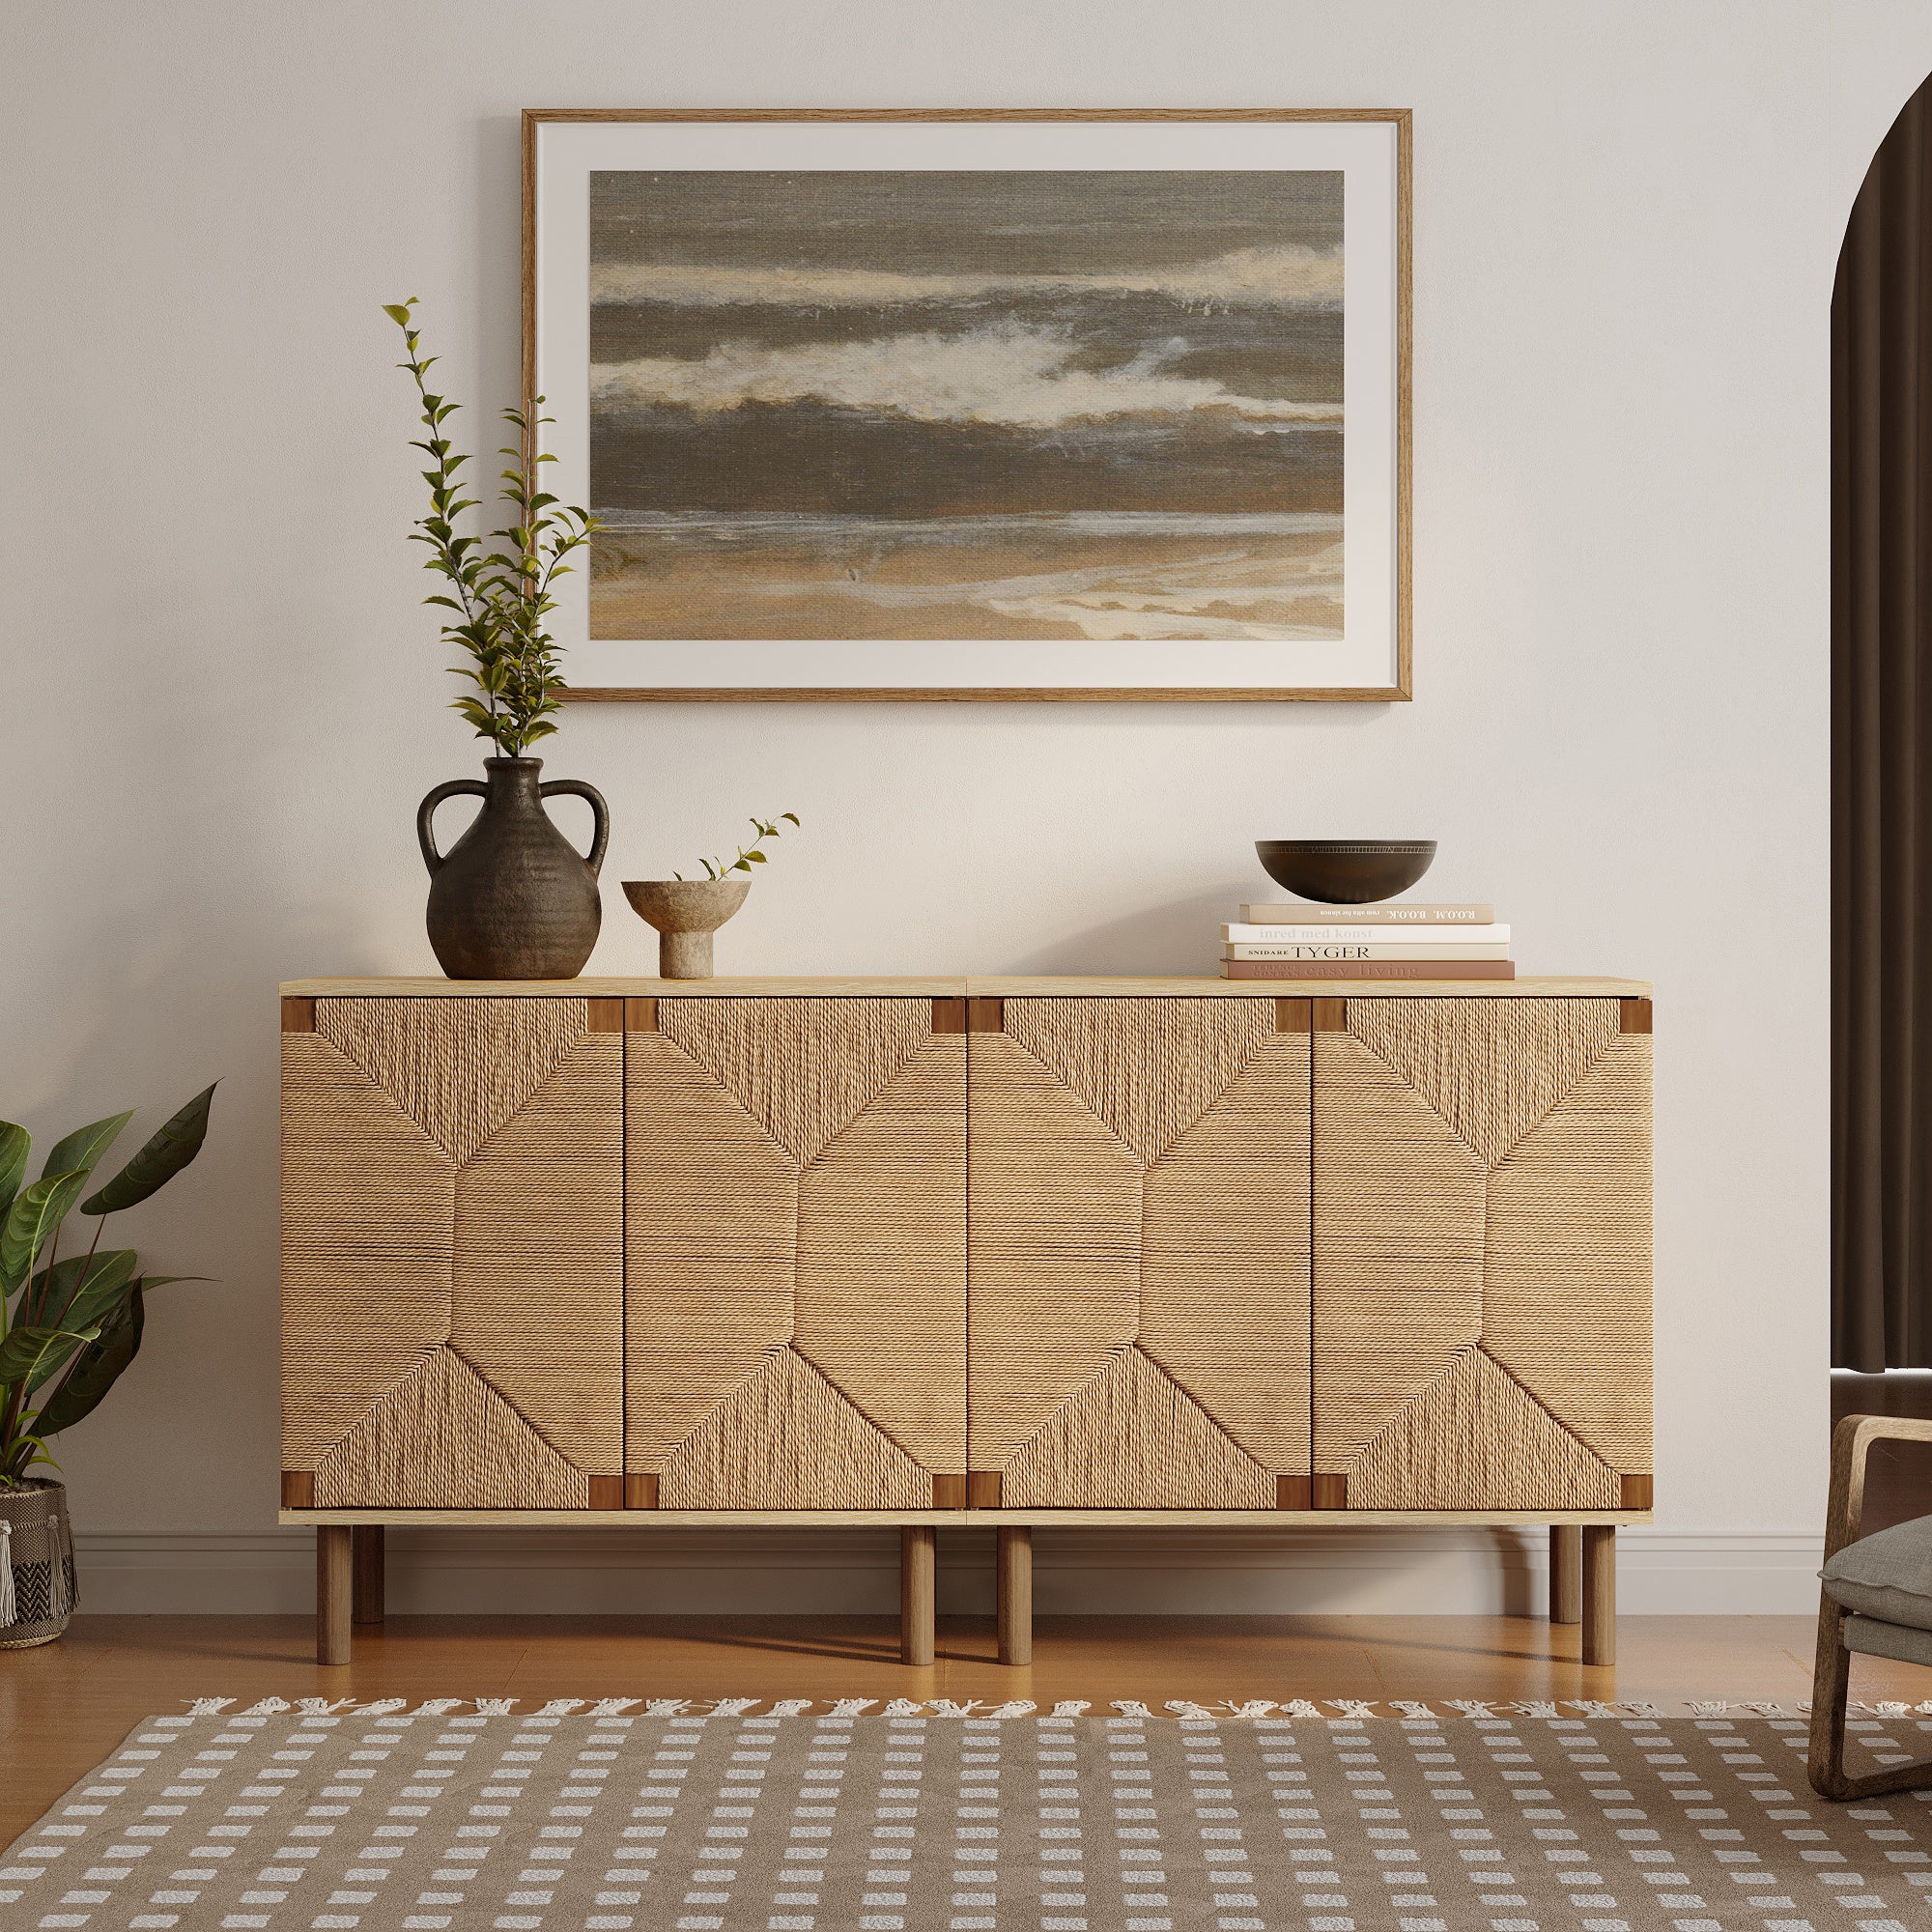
[[36, 1289, 142, 1437], [41, 1110, 133, 1184], [29, 1249, 139, 1344], [0, 1171, 87, 1292], [81, 1084, 215, 1215], [0, 1321, 99, 1389], [0, 1122, 29, 1228]]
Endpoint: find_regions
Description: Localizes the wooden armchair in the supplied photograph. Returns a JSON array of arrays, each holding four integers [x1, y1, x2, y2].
[[1809, 1412, 1932, 1798]]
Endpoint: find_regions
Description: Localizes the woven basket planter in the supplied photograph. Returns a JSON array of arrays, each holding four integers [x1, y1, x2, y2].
[[0, 1478, 77, 1647]]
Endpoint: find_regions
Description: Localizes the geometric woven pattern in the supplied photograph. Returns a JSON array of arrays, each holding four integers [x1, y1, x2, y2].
[[13, 1705, 1903, 1931], [282, 987, 1649, 1519], [1315, 998, 1651, 1508], [660, 1343, 933, 1510], [969, 999, 1310, 1503], [310, 1346, 590, 1509], [281, 998, 621, 1506], [626, 999, 965, 1505]]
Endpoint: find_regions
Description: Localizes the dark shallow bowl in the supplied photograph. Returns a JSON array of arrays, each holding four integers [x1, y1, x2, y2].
[[1255, 838, 1437, 905]]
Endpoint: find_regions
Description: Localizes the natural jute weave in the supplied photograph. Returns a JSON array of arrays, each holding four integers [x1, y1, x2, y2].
[[968, 1004, 1310, 1501], [6, 1699, 1922, 1930], [282, 1002, 622, 1504], [1315, 1000, 1650, 1506], [626, 1003, 966, 1492]]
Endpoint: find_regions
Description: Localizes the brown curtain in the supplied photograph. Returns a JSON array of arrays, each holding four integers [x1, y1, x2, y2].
[[1834, 76, 1932, 1368]]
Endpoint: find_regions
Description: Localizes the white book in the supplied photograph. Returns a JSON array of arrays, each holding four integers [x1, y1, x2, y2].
[[1223, 923, 1511, 944], [1225, 941, 1513, 961], [1240, 901, 1493, 924]]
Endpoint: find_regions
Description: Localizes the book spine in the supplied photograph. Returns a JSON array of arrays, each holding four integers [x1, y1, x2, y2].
[[1223, 923, 1510, 944], [1239, 903, 1494, 924], [1225, 943, 1512, 961], [1219, 959, 1519, 980]]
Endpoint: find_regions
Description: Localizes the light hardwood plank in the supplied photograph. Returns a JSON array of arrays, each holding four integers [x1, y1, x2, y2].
[[0, 1611, 1842, 1851], [279, 1508, 1653, 1526], [282, 977, 972, 998], [971, 977, 1651, 998], [281, 976, 1650, 1000]]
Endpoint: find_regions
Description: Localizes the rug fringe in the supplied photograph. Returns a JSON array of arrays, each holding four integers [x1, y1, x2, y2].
[[165, 1692, 1889, 1719]]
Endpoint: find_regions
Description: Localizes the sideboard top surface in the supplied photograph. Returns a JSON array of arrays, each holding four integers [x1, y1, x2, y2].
[[282, 974, 1651, 999]]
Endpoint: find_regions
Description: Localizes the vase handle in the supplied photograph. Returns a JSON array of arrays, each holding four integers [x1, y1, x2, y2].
[[541, 779, 611, 876], [417, 780, 487, 876]]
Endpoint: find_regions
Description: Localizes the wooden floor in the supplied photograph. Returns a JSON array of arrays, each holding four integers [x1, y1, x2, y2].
[[5, 1609, 1921, 1853]]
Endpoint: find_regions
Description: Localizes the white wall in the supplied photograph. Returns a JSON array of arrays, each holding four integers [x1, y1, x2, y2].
[[4, 0, 1926, 1618]]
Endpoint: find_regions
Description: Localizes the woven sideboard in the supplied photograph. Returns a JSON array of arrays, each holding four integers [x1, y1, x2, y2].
[[278, 975, 1653, 1666]]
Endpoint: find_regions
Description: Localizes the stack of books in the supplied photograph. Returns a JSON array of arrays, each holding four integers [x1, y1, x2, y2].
[[1219, 900, 1513, 980]]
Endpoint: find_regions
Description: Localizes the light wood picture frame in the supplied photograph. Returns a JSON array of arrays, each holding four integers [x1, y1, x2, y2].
[[524, 109, 1411, 702]]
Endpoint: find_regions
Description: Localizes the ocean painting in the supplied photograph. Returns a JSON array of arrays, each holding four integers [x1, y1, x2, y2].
[[586, 170, 1344, 643]]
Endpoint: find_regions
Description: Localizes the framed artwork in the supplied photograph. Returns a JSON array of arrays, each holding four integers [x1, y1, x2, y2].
[[523, 109, 1410, 701]]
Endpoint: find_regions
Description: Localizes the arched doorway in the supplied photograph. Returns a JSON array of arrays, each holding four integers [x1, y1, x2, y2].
[[1833, 72, 1932, 1521]]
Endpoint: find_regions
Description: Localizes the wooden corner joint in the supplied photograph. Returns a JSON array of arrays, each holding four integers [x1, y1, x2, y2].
[[585, 1474, 625, 1509], [1276, 1474, 1313, 1508], [281, 1470, 315, 1507], [1620, 998, 1652, 1035], [1311, 998, 1348, 1034], [281, 997, 317, 1035], [1619, 1472, 1653, 1509], [931, 1473, 968, 1507], [624, 998, 659, 1033], [1274, 999, 1312, 1035], [931, 999, 967, 1036], [623, 1474, 660, 1509], [967, 999, 1006, 1034], [967, 1471, 1004, 1508], [585, 998, 625, 1034], [1311, 1473, 1348, 1509]]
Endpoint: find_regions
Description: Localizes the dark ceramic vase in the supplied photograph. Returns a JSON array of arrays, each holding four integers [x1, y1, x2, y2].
[[417, 758, 609, 979]]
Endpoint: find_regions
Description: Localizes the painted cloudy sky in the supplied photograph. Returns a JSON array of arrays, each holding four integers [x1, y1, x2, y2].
[[587, 170, 1344, 519]]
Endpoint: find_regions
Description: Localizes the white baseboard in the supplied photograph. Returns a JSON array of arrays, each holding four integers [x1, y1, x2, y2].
[[68, 1524, 1823, 1617]]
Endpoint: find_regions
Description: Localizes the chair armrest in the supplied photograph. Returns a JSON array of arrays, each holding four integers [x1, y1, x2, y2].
[[1826, 1413, 1932, 1561]]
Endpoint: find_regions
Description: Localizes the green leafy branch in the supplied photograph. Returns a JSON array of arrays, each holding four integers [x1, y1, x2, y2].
[[675, 812, 802, 882], [0, 1088, 216, 1490], [384, 298, 598, 758]]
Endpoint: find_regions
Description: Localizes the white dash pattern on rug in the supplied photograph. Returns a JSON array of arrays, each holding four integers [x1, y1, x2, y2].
[[3, 1696, 1928, 1931]]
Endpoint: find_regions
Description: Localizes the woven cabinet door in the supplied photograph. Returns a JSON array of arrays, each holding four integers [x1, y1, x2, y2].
[[1312, 997, 1652, 1510], [967, 997, 1311, 1508], [625, 997, 966, 1509], [280, 997, 623, 1508]]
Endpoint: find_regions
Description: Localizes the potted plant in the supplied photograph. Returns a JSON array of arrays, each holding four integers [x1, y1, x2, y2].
[[387, 298, 611, 980], [0, 1086, 215, 1645], [623, 813, 802, 978]]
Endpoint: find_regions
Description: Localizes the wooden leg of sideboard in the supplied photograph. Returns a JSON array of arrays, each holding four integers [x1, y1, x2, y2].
[[1581, 1525, 1616, 1667], [353, 1526, 385, 1626], [1549, 1525, 1582, 1625], [997, 1527, 1033, 1666], [900, 1527, 937, 1667], [317, 1526, 353, 1665]]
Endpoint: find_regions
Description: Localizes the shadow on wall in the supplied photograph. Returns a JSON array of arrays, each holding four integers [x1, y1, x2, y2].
[[1007, 886, 1255, 978]]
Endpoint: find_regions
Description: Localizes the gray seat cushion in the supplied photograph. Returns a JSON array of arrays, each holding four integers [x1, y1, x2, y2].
[[1823, 1514, 1932, 1631], [1843, 1611, 1932, 1666]]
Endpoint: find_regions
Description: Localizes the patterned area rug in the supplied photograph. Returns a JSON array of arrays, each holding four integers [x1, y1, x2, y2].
[[4, 1696, 1929, 1931]]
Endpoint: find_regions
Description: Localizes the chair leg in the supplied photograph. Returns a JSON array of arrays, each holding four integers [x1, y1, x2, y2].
[[1809, 1598, 1858, 1798], [900, 1526, 936, 1666], [1580, 1525, 1615, 1666], [997, 1527, 1033, 1666], [1549, 1525, 1581, 1625], [317, 1526, 353, 1665], [353, 1526, 385, 1626], [1807, 1597, 1932, 1799]]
